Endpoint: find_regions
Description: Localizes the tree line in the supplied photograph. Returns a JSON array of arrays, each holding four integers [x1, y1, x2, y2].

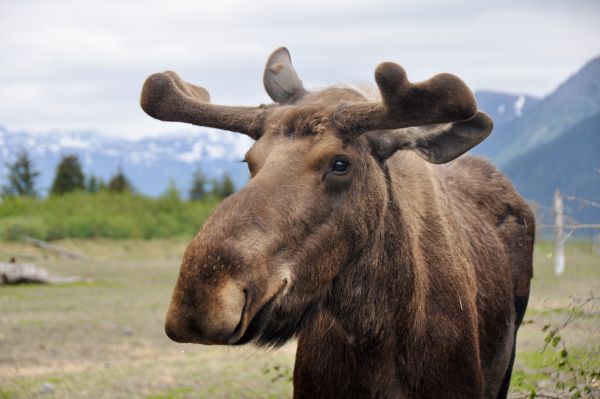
[[1, 151, 235, 200]]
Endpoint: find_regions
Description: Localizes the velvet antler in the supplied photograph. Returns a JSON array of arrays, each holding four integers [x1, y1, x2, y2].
[[140, 71, 268, 139], [366, 112, 493, 164], [332, 62, 479, 136]]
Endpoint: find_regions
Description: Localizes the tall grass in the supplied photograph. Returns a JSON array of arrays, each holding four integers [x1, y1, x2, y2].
[[0, 191, 220, 241]]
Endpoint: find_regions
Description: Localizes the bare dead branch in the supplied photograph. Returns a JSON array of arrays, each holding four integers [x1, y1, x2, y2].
[[22, 236, 86, 260]]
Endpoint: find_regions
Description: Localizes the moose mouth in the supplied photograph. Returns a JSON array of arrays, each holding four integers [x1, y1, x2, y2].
[[228, 280, 288, 345]]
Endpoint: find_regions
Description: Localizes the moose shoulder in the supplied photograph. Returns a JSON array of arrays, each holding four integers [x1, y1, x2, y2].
[[140, 47, 534, 399]]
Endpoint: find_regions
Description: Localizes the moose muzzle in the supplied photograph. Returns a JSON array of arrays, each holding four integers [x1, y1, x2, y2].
[[165, 276, 247, 345]]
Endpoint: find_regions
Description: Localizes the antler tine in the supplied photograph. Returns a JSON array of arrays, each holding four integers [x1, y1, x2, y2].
[[140, 71, 268, 139], [332, 62, 477, 136]]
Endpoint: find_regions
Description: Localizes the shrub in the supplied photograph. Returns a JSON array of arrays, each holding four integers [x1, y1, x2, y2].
[[0, 191, 220, 241], [0, 216, 48, 241]]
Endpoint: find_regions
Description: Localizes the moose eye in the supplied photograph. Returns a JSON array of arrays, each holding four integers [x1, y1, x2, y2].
[[331, 158, 350, 174]]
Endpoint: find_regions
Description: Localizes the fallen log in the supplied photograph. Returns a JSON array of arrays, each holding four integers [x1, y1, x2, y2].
[[0, 262, 81, 285], [22, 236, 86, 260]]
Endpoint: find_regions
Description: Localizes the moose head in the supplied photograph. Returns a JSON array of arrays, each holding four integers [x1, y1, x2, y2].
[[140, 47, 492, 347]]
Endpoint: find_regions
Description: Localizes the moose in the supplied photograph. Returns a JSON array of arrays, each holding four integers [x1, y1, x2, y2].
[[140, 47, 535, 398]]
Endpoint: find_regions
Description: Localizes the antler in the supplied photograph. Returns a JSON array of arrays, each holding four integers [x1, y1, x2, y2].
[[366, 112, 493, 164], [332, 62, 478, 136], [140, 71, 268, 139]]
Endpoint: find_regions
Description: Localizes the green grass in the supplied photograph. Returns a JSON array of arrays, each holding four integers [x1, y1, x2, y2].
[[0, 390, 17, 399], [0, 191, 220, 241], [510, 369, 546, 392]]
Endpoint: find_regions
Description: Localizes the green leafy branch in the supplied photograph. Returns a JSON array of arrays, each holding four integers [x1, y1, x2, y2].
[[527, 294, 599, 399]]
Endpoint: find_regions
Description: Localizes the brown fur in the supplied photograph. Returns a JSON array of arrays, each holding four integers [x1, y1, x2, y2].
[[142, 48, 535, 399]]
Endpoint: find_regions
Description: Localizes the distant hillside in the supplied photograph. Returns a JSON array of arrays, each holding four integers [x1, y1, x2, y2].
[[473, 55, 600, 166], [503, 112, 600, 225]]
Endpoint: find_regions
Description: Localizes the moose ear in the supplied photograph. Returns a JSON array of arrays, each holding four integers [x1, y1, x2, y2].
[[366, 112, 493, 164], [263, 47, 308, 104]]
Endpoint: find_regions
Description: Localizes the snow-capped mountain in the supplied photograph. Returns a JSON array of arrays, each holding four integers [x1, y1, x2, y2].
[[0, 126, 253, 196], [474, 91, 539, 125]]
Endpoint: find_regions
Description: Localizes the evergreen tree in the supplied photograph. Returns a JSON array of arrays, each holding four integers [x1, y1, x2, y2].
[[108, 167, 134, 193], [209, 178, 220, 198], [85, 174, 103, 194], [189, 168, 207, 201], [220, 173, 235, 198], [211, 173, 235, 199], [50, 155, 84, 195], [1, 150, 39, 197]]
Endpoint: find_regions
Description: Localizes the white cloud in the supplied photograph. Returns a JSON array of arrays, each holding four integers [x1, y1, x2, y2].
[[177, 142, 205, 164], [1, 0, 599, 138], [58, 136, 91, 150]]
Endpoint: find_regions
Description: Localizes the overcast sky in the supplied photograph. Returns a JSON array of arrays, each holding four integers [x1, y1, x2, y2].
[[1, 0, 599, 139]]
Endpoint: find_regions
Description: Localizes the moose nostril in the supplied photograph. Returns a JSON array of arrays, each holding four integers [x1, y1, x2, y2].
[[228, 288, 249, 343]]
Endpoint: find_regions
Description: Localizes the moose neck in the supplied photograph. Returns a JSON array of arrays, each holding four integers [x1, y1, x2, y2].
[[296, 154, 488, 397], [326, 152, 449, 347]]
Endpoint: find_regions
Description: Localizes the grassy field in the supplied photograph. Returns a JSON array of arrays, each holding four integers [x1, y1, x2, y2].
[[0, 239, 598, 398]]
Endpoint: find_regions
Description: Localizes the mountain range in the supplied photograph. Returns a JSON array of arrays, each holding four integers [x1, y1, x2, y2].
[[473, 55, 600, 166], [0, 127, 253, 197], [503, 112, 600, 227], [472, 55, 600, 228], [1, 55, 599, 227]]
